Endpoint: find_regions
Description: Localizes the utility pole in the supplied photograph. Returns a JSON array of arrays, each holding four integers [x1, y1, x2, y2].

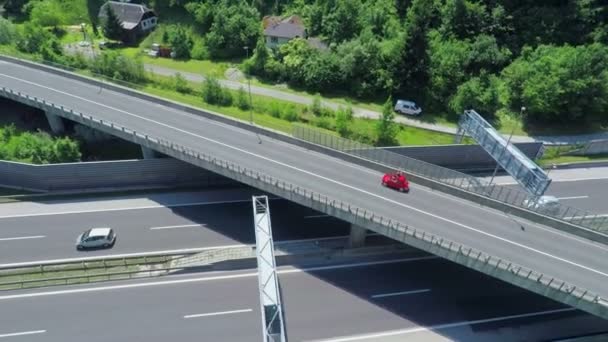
[[244, 45, 261, 143]]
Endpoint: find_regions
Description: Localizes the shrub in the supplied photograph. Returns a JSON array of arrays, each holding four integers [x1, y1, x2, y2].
[[236, 86, 251, 110], [268, 101, 282, 118], [173, 73, 192, 94], [281, 104, 299, 122], [202, 76, 232, 106]]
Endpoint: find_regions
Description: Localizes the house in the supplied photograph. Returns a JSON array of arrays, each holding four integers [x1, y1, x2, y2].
[[263, 15, 307, 49], [98, 1, 157, 43]]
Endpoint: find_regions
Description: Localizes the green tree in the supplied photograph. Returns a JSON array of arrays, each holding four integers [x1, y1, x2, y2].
[[248, 36, 269, 77], [51, 138, 81, 163], [0, 17, 16, 45], [167, 25, 193, 59], [449, 71, 500, 118], [390, 0, 435, 98], [335, 106, 353, 137], [103, 5, 123, 41], [323, 0, 362, 43], [376, 97, 398, 146], [202, 76, 232, 106], [193, 0, 260, 58], [29, 0, 64, 27], [500, 44, 608, 123]]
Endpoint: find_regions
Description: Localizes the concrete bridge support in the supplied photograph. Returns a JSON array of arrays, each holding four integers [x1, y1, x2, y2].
[[44, 111, 65, 134], [141, 146, 160, 159], [349, 224, 367, 248]]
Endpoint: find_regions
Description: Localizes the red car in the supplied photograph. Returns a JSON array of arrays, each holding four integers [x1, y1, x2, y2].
[[382, 171, 410, 192]]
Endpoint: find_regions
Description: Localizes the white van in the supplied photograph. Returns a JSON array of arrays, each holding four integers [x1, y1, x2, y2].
[[523, 195, 560, 215], [394, 100, 422, 116]]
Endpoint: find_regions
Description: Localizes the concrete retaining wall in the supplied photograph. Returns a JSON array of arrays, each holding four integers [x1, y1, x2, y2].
[[0, 158, 234, 192], [381, 143, 544, 171]]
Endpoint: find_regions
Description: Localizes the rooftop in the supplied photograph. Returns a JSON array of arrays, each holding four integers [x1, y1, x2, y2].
[[99, 1, 155, 30], [88, 228, 112, 237]]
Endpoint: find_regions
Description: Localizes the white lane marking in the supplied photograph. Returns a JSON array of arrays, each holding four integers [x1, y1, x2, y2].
[[0, 235, 45, 242], [2, 74, 605, 279], [0, 199, 257, 219], [0, 330, 46, 338], [497, 175, 608, 185], [184, 308, 252, 319], [304, 215, 330, 219], [150, 224, 203, 230], [0, 235, 356, 268], [0, 245, 247, 268], [371, 289, 431, 299], [0, 256, 436, 300], [313, 308, 575, 342], [556, 196, 589, 200]]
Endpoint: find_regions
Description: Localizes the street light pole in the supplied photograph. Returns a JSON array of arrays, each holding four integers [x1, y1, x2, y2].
[[244, 46, 253, 125], [244, 45, 261, 144], [488, 106, 525, 186]]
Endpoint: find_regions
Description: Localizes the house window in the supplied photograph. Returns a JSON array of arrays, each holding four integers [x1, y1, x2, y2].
[[270, 37, 278, 44], [151, 18, 157, 24], [142, 21, 147, 28]]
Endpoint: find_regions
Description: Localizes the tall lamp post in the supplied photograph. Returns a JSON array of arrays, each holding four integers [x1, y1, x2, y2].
[[244, 46, 254, 125], [488, 106, 526, 186]]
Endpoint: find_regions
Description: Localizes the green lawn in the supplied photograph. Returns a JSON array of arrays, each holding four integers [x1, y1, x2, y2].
[[143, 56, 232, 79], [143, 85, 295, 134], [539, 154, 608, 167]]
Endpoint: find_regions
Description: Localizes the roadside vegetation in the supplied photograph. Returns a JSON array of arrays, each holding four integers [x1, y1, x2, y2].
[[1, 0, 607, 144], [0, 124, 81, 164]]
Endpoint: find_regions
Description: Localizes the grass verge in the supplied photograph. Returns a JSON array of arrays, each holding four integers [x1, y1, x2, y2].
[[0, 256, 169, 290]]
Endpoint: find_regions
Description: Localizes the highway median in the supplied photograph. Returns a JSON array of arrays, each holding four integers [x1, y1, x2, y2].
[[0, 236, 416, 291]]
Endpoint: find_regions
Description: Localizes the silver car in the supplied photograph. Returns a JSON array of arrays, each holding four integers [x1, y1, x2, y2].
[[76, 228, 116, 250], [523, 195, 560, 215]]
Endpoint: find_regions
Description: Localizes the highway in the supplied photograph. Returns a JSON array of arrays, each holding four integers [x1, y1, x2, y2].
[[1, 61, 607, 303], [488, 168, 608, 214], [0, 189, 349, 265], [1, 257, 606, 342]]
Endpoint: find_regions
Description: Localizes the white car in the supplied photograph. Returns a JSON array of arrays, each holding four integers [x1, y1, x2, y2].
[[394, 99, 422, 116], [523, 195, 560, 214], [76, 228, 116, 250]]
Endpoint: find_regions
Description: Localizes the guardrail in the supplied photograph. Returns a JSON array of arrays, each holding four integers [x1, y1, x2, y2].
[[0, 237, 369, 290], [293, 125, 608, 234], [0, 254, 183, 290], [0, 80, 606, 318]]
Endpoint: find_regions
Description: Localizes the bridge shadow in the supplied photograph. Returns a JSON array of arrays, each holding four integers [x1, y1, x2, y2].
[[132, 187, 607, 341]]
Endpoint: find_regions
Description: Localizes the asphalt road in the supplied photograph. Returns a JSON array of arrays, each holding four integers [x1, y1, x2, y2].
[[0, 190, 349, 265], [1, 257, 606, 342], [1, 62, 607, 301], [489, 169, 608, 214]]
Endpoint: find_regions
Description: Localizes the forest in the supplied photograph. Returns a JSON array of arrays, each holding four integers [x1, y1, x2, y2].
[[1, 0, 607, 128]]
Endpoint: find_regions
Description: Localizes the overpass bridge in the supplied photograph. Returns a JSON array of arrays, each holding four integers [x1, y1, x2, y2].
[[0, 57, 607, 319]]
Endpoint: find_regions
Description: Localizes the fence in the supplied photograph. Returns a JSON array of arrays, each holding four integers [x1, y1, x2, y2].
[[569, 139, 608, 156], [382, 143, 544, 172], [292, 125, 608, 233], [0, 78, 606, 318]]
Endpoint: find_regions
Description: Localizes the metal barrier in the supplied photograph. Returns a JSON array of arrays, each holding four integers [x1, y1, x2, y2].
[[292, 125, 608, 233]]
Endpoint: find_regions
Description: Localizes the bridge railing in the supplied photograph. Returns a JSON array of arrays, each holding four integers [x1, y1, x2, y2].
[[1, 88, 603, 318], [292, 125, 608, 234]]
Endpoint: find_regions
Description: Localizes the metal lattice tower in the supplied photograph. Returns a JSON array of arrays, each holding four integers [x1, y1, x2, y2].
[[456, 110, 551, 196], [252, 196, 287, 342]]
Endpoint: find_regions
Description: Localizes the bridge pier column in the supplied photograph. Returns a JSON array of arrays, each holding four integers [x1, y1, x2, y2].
[[45, 111, 65, 134], [349, 224, 367, 248], [141, 146, 159, 159]]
